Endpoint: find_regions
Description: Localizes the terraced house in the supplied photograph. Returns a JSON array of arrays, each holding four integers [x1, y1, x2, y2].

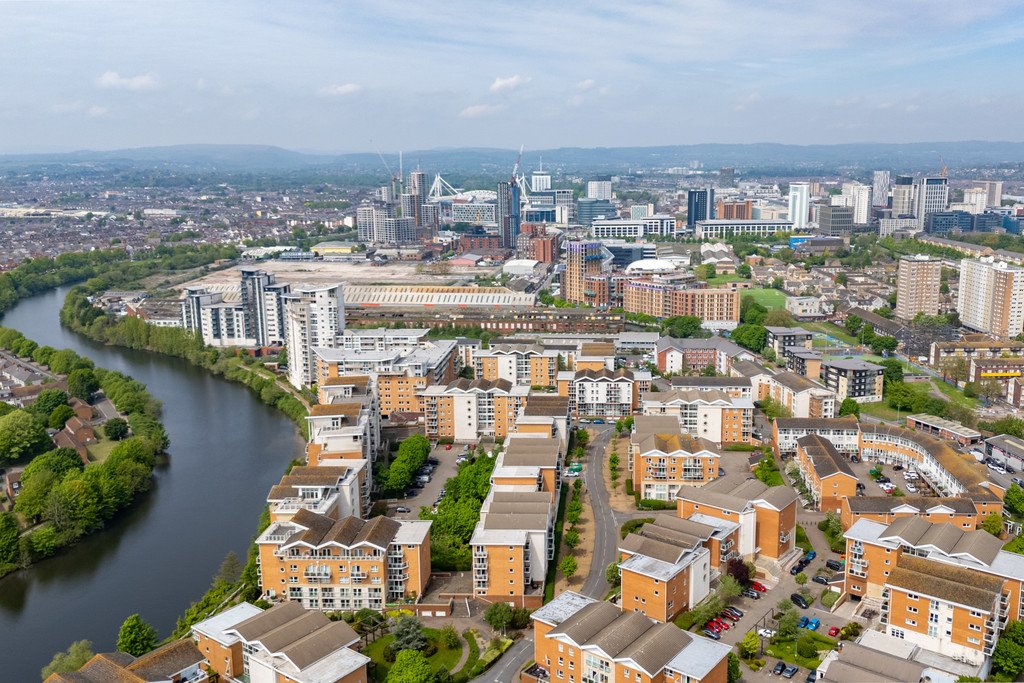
[[629, 416, 721, 500], [257, 510, 431, 612], [524, 592, 732, 683], [841, 496, 980, 532]]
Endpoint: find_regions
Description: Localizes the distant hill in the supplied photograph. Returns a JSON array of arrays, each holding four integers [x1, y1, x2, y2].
[[2, 141, 1022, 174]]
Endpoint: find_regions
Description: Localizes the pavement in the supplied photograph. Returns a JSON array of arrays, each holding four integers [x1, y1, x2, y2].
[[489, 635, 535, 683], [391, 442, 464, 518]]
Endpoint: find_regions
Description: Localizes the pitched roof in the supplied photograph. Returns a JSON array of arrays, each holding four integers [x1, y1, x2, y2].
[[879, 517, 1003, 565], [887, 554, 1004, 611], [284, 510, 400, 549], [844, 496, 977, 515], [771, 371, 824, 393], [669, 376, 751, 388], [125, 639, 205, 680], [228, 602, 361, 672], [797, 434, 856, 479], [774, 415, 859, 432]]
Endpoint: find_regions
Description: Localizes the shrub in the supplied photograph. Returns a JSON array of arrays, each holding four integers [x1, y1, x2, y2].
[[423, 642, 438, 657], [797, 637, 817, 659], [674, 611, 697, 631], [620, 518, 654, 538], [638, 499, 673, 510], [821, 590, 839, 609], [382, 644, 396, 662]]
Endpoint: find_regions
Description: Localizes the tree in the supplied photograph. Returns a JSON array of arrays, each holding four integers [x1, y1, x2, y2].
[[727, 652, 742, 683], [726, 557, 750, 586], [940, 357, 968, 384], [116, 614, 158, 656], [0, 511, 19, 565], [49, 404, 76, 429], [719, 575, 742, 602], [0, 409, 50, 463], [606, 562, 621, 585], [32, 389, 69, 417], [67, 368, 99, 401], [880, 359, 904, 387], [560, 555, 578, 580], [737, 263, 752, 278], [824, 510, 843, 538], [694, 595, 723, 627], [794, 572, 808, 585], [662, 315, 704, 338], [738, 630, 760, 659], [844, 314, 862, 335], [731, 323, 767, 352], [701, 364, 717, 377], [216, 550, 243, 586], [778, 610, 800, 640], [978, 378, 1004, 403], [776, 598, 795, 614], [764, 309, 795, 327], [885, 382, 917, 411], [484, 602, 514, 632], [440, 622, 460, 649], [41, 640, 94, 680], [565, 527, 581, 550], [837, 398, 860, 418], [1006, 484, 1024, 517], [983, 511, 1004, 536], [392, 614, 427, 651], [835, 273, 848, 286], [386, 650, 433, 683], [992, 621, 1024, 677], [104, 417, 130, 441], [872, 307, 894, 319]]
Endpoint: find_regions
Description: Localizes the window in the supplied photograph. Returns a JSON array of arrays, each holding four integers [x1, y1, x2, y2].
[[968, 636, 981, 645], [905, 619, 916, 627], [557, 672, 564, 679], [907, 606, 918, 614], [969, 624, 981, 631]]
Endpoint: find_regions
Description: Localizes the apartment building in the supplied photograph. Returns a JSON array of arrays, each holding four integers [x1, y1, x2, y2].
[[191, 602, 369, 683], [622, 283, 741, 330], [795, 434, 858, 513], [896, 254, 942, 320], [676, 475, 798, 562], [656, 336, 755, 375], [45, 640, 205, 683], [474, 344, 560, 387], [525, 592, 732, 683], [905, 414, 981, 447], [257, 510, 431, 611], [181, 268, 292, 348], [668, 376, 752, 399], [421, 377, 530, 441], [841, 496, 979, 532], [772, 415, 861, 458], [562, 241, 612, 306], [267, 465, 367, 524], [821, 358, 884, 403], [306, 395, 380, 460], [285, 283, 346, 388], [491, 436, 564, 495], [765, 326, 813, 356], [785, 296, 826, 320], [640, 389, 753, 446], [843, 517, 1024, 668], [515, 395, 572, 445], [928, 337, 1024, 366], [784, 348, 822, 380], [618, 519, 713, 622], [629, 416, 721, 500], [694, 219, 794, 239], [761, 371, 836, 419], [557, 367, 651, 418], [967, 357, 1024, 391], [958, 257, 1024, 338]]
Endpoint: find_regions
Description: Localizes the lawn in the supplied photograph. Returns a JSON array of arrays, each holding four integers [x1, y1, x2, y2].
[[930, 379, 980, 409], [86, 434, 119, 463], [859, 401, 901, 421], [765, 632, 837, 669], [365, 628, 463, 683], [705, 273, 746, 285], [803, 322, 859, 346], [795, 525, 813, 554], [742, 288, 787, 309]]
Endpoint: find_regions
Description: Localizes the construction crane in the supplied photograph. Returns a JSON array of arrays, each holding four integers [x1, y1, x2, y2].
[[939, 155, 948, 178], [371, 141, 401, 200], [510, 144, 524, 183]]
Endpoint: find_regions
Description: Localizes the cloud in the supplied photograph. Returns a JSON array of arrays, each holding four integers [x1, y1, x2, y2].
[[458, 103, 505, 118], [905, 103, 920, 112], [576, 78, 596, 91], [95, 71, 160, 91], [51, 101, 84, 114], [87, 106, 109, 117], [490, 75, 531, 92], [598, 86, 611, 96], [197, 79, 243, 96], [316, 83, 362, 97], [734, 92, 762, 111], [567, 94, 585, 107], [833, 96, 862, 107]]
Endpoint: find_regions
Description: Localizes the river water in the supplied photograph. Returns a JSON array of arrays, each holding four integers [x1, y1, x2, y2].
[[0, 287, 304, 681]]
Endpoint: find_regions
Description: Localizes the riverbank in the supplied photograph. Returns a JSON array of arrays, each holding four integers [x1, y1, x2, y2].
[[60, 287, 310, 436]]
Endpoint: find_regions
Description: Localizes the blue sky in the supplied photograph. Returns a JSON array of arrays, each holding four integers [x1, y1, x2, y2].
[[2, 0, 1023, 153]]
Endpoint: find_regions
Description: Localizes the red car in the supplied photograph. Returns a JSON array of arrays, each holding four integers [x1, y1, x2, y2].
[[720, 612, 739, 622], [705, 621, 722, 633], [710, 618, 730, 630], [828, 627, 840, 637], [445, 444, 451, 450], [751, 582, 767, 592]]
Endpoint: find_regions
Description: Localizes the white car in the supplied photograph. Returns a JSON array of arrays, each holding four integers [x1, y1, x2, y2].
[[757, 628, 777, 638], [563, 470, 580, 478], [906, 483, 917, 493]]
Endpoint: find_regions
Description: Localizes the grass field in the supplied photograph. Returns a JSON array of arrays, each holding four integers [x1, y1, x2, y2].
[[706, 273, 746, 285], [802, 322, 860, 345], [86, 434, 118, 463], [742, 288, 787, 309], [365, 628, 463, 682], [930, 379, 980, 408], [860, 401, 901, 421]]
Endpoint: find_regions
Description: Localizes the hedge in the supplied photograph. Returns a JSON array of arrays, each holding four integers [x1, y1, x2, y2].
[[674, 611, 697, 631], [621, 518, 655, 539], [638, 499, 674, 510], [820, 590, 840, 609]]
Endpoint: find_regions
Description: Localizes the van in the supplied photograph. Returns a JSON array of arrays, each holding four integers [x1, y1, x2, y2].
[[825, 559, 843, 571], [791, 593, 809, 609], [416, 475, 430, 484]]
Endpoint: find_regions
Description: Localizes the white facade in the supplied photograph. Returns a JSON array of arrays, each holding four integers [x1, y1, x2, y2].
[[199, 303, 256, 347], [694, 219, 795, 239], [913, 177, 949, 230], [958, 257, 1024, 338], [963, 188, 988, 214], [788, 182, 810, 230], [872, 171, 891, 207], [285, 283, 346, 388], [842, 182, 872, 224], [587, 180, 612, 200], [591, 214, 676, 238]]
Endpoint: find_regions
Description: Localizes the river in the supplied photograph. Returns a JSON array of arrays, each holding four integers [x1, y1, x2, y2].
[[0, 287, 305, 681]]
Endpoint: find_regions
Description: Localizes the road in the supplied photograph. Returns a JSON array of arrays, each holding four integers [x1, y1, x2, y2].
[[0, 349, 57, 380], [490, 635, 535, 683]]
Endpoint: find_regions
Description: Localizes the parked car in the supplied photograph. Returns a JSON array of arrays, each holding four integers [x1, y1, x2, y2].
[[593, 419, 605, 424], [877, 476, 891, 484], [445, 444, 452, 450], [805, 550, 816, 561], [798, 616, 809, 628], [395, 506, 410, 513], [758, 628, 776, 638], [825, 559, 843, 571], [427, 458, 439, 465], [564, 470, 579, 478], [805, 671, 818, 683], [808, 618, 820, 631], [790, 564, 802, 576], [700, 628, 721, 640], [828, 626, 840, 637], [723, 606, 744, 618], [812, 575, 829, 585], [783, 665, 799, 679], [741, 588, 760, 599], [405, 489, 418, 498], [791, 593, 809, 609], [705, 621, 722, 633], [906, 484, 917, 493], [711, 618, 730, 630], [752, 582, 768, 592], [893, 465, 904, 471], [720, 612, 739, 622], [718, 467, 726, 477], [773, 662, 787, 675]]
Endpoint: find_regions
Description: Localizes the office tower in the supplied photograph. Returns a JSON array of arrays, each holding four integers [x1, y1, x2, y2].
[[629, 204, 652, 219], [686, 188, 714, 227], [716, 199, 753, 220], [963, 188, 988, 214], [718, 167, 735, 187], [872, 171, 891, 207], [959, 257, 1024, 338], [531, 161, 551, 192], [979, 180, 1004, 207], [818, 205, 853, 236], [284, 283, 346, 388], [842, 182, 872, 224], [576, 198, 614, 226], [895, 254, 941, 320], [891, 175, 916, 218], [788, 182, 810, 230], [587, 179, 612, 200], [561, 241, 606, 305], [924, 211, 972, 234], [913, 177, 949, 230]]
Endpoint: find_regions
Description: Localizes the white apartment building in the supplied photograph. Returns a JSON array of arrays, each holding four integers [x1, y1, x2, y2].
[[694, 219, 795, 239], [914, 177, 950, 230], [285, 283, 346, 388], [591, 214, 676, 238], [958, 257, 1024, 338], [842, 182, 873, 224], [587, 180, 612, 200], [788, 182, 810, 230]]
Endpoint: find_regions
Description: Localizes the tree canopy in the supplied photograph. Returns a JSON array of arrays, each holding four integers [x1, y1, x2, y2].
[[386, 650, 433, 683], [116, 614, 157, 657]]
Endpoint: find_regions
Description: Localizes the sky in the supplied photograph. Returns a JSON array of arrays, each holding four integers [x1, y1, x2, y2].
[[2, 0, 1024, 154]]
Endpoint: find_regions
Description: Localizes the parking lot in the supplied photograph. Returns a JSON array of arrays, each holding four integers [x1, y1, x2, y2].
[[389, 443, 466, 519]]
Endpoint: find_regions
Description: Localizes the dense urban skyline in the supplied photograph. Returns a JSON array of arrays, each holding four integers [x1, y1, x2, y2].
[[3, 1, 1024, 153]]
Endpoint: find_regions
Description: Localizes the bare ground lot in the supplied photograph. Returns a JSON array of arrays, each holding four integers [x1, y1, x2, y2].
[[174, 260, 502, 298]]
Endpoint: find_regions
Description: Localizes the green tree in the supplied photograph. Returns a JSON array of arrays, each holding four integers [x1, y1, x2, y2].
[[844, 314, 862, 335], [560, 555, 578, 580], [386, 650, 433, 683], [694, 595, 723, 627], [662, 315, 704, 338], [67, 368, 100, 401], [727, 652, 741, 683], [701, 364, 717, 377], [764, 308, 795, 327], [32, 389, 69, 417], [837, 398, 860, 418], [606, 562, 621, 585], [439, 622, 460, 649], [0, 409, 50, 463], [885, 382, 917, 411], [719, 575, 742, 602], [215, 550, 243, 586], [835, 273, 848, 286], [795, 572, 808, 585], [983, 512, 1004, 536], [736, 263, 752, 278], [778, 610, 800, 640], [738, 630, 760, 659], [824, 510, 843, 538], [116, 614, 158, 656], [41, 640, 94, 680], [49, 404, 76, 429], [1005, 484, 1024, 517], [880, 359, 904, 387], [0, 511, 19, 565], [992, 621, 1024, 677], [484, 602, 514, 632], [30, 525, 58, 557], [940, 357, 968, 384], [575, 429, 589, 448], [392, 613, 427, 651], [104, 417, 130, 441], [565, 527, 581, 550]]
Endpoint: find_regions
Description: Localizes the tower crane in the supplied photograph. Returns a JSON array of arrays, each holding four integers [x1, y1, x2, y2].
[[371, 141, 401, 200]]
